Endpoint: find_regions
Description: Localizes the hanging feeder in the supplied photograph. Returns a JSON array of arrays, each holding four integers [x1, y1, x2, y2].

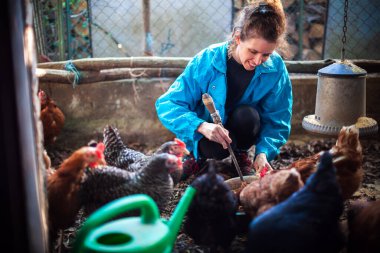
[[302, 0, 378, 136], [302, 60, 378, 136]]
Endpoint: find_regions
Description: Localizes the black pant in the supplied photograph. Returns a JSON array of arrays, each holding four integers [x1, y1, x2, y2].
[[198, 105, 260, 159]]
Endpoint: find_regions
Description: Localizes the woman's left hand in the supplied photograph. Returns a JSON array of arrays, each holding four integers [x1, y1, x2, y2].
[[254, 153, 273, 174]]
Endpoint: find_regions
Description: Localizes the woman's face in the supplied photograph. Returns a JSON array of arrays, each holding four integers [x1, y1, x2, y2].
[[234, 36, 277, 71]]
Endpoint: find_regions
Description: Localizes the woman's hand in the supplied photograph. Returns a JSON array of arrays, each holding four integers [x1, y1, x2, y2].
[[254, 153, 273, 174], [197, 122, 232, 149]]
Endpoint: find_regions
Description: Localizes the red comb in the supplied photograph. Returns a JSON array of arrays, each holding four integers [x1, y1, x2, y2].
[[174, 138, 186, 148], [96, 142, 105, 159], [260, 166, 268, 178], [38, 90, 44, 97], [88, 142, 105, 168]]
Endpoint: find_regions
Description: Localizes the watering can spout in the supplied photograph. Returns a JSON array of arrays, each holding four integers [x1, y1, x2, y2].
[[165, 186, 196, 252]]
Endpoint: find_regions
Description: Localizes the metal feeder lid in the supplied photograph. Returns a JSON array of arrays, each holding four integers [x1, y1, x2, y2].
[[318, 61, 367, 77]]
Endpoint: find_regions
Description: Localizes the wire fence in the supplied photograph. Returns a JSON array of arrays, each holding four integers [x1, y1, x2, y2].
[[34, 0, 380, 62], [324, 0, 380, 60]]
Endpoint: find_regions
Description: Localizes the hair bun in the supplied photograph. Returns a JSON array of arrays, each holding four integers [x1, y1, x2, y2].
[[253, 3, 274, 14]]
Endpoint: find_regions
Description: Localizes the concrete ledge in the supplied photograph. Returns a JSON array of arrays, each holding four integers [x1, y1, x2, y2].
[[40, 74, 380, 149]]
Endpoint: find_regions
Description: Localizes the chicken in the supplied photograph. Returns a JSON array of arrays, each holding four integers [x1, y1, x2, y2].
[[200, 157, 237, 180], [183, 160, 238, 252], [80, 153, 182, 215], [239, 168, 304, 218], [347, 200, 380, 253], [38, 90, 65, 145], [38, 54, 52, 63], [287, 125, 363, 200], [103, 125, 189, 172], [47, 143, 106, 240], [246, 152, 345, 253]]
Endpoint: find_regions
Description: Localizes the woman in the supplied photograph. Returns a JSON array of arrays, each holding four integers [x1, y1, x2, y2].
[[155, 1, 292, 179]]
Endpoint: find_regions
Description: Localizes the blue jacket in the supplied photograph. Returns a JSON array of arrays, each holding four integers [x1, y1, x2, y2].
[[155, 42, 292, 161]]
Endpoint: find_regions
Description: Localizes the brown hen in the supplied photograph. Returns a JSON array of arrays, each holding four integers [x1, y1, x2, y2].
[[39, 90, 65, 145], [47, 143, 106, 241], [239, 168, 304, 218], [287, 125, 363, 200]]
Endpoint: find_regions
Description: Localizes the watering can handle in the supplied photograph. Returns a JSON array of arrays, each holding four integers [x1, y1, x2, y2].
[[73, 194, 160, 252]]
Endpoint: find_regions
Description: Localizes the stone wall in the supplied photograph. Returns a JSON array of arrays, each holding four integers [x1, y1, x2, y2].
[[40, 74, 380, 149]]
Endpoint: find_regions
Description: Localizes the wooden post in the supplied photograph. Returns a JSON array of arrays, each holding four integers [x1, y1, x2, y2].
[[142, 0, 153, 56], [57, 0, 65, 60]]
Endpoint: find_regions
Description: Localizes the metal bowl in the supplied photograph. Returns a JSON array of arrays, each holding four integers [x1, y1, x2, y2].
[[224, 175, 258, 190]]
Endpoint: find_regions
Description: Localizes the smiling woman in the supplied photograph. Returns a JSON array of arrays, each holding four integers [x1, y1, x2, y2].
[[232, 37, 277, 71], [155, 0, 292, 181]]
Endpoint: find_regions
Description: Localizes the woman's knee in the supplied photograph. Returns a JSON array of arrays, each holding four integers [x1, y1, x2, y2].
[[198, 138, 230, 160], [228, 105, 260, 135]]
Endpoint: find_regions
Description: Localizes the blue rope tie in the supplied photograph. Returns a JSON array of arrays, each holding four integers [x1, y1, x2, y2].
[[145, 32, 153, 55], [64, 60, 81, 88]]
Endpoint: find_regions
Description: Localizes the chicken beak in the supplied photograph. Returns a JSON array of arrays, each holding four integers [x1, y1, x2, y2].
[[88, 157, 107, 169], [182, 147, 190, 156], [98, 157, 107, 166]]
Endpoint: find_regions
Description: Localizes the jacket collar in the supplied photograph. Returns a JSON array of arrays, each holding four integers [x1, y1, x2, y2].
[[211, 41, 278, 74], [256, 53, 278, 73], [211, 42, 229, 73]]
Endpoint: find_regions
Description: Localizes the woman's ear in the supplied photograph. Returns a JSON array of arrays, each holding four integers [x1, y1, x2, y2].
[[233, 28, 240, 45], [234, 31, 241, 45]]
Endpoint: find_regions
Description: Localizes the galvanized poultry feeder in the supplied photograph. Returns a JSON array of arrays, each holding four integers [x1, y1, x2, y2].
[[303, 0, 378, 136], [302, 60, 378, 136]]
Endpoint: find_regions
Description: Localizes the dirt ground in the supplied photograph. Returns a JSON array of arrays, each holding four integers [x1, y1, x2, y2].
[[49, 131, 380, 253]]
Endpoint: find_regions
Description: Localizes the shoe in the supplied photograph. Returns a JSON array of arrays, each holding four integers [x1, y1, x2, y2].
[[233, 150, 255, 176], [181, 153, 205, 181]]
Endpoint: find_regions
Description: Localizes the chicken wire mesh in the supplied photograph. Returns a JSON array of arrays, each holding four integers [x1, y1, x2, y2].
[[324, 0, 380, 60], [34, 0, 93, 61], [34, 0, 380, 62]]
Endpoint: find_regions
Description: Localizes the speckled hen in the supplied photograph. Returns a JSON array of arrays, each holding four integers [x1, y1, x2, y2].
[[103, 125, 188, 177], [80, 153, 182, 215]]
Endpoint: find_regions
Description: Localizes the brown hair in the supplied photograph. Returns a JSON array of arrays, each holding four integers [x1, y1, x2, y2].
[[228, 0, 287, 58]]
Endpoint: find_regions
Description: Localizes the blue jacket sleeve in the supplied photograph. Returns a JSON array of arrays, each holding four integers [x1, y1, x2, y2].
[[255, 63, 292, 161], [155, 56, 206, 145]]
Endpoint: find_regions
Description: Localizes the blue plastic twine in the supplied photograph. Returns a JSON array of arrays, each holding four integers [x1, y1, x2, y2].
[[64, 60, 81, 88]]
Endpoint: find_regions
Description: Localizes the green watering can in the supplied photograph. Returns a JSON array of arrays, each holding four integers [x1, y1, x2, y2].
[[73, 186, 196, 253]]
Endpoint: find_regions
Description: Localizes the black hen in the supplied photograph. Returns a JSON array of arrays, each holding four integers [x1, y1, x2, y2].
[[184, 160, 238, 252], [103, 125, 188, 173], [246, 152, 345, 253], [80, 153, 182, 215]]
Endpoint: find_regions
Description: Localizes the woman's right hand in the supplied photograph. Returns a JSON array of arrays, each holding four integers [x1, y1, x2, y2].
[[254, 153, 273, 174], [197, 122, 232, 149]]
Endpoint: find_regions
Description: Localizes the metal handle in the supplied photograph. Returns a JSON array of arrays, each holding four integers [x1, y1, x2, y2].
[[201, 93, 245, 182]]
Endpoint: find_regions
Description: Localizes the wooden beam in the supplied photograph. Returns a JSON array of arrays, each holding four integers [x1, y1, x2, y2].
[[36, 67, 184, 84], [38, 57, 191, 70]]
